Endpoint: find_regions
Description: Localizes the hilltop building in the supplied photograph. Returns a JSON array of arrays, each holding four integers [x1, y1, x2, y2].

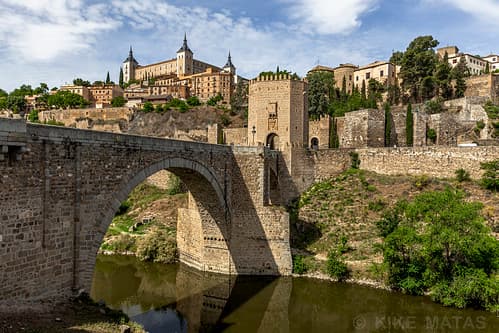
[[122, 35, 243, 105], [60, 84, 123, 108], [437, 46, 495, 75]]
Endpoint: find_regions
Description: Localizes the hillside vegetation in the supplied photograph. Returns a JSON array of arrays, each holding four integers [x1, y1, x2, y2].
[[291, 168, 499, 311]]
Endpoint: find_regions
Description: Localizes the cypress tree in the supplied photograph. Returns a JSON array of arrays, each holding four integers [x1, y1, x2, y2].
[[106, 71, 111, 84], [361, 79, 367, 103], [406, 103, 414, 146], [384, 103, 392, 147], [119, 67, 124, 88]]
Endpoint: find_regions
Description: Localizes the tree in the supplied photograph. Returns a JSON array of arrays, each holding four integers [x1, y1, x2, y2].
[[387, 81, 401, 105], [119, 67, 124, 88], [307, 70, 335, 120], [434, 52, 453, 99], [384, 103, 392, 146], [93, 80, 104, 86], [0, 89, 7, 98], [399, 36, 439, 102], [360, 79, 367, 101], [33, 83, 49, 95], [452, 56, 469, 98], [230, 80, 248, 115], [406, 103, 414, 146], [484, 62, 490, 75], [420, 76, 436, 100], [142, 102, 154, 113], [106, 71, 111, 84], [390, 51, 404, 65], [73, 78, 90, 87], [111, 96, 126, 107], [5, 95, 26, 113], [378, 189, 499, 310], [341, 76, 347, 100], [367, 79, 384, 108], [10, 84, 33, 97], [47, 90, 89, 109]]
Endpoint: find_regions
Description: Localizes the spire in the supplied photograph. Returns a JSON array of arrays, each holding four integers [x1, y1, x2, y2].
[[177, 33, 192, 53], [124, 45, 138, 64], [224, 50, 234, 69]]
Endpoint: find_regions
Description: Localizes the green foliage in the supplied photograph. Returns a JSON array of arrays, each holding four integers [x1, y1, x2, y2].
[[368, 199, 387, 212], [115, 200, 131, 216], [27, 109, 39, 123], [424, 98, 444, 114], [480, 159, 499, 191], [389, 51, 404, 65], [326, 250, 349, 281], [307, 71, 334, 120], [106, 71, 111, 84], [135, 228, 177, 264], [435, 52, 453, 99], [378, 189, 499, 310], [142, 102, 154, 113], [111, 96, 126, 107], [47, 90, 89, 109], [73, 78, 91, 86], [484, 100, 499, 119], [0, 88, 7, 99], [186, 96, 201, 107], [230, 80, 248, 114], [384, 103, 391, 146], [406, 103, 414, 146], [455, 168, 471, 182], [292, 255, 310, 274], [106, 233, 136, 253], [155, 104, 164, 113], [167, 174, 183, 195], [412, 174, 430, 189], [259, 69, 300, 80], [427, 128, 437, 143], [43, 119, 65, 126], [207, 93, 223, 106], [220, 113, 231, 126], [349, 152, 360, 169], [452, 56, 469, 98], [387, 81, 401, 105], [119, 67, 124, 88], [329, 117, 340, 148], [399, 36, 439, 102]]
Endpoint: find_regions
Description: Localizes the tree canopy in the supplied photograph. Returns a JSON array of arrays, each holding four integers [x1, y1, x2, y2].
[[47, 90, 90, 109], [307, 70, 335, 120]]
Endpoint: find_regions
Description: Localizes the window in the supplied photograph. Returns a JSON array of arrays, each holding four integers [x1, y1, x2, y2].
[[349, 75, 352, 81], [453, 59, 457, 64], [380, 70, 384, 77], [356, 76, 359, 81], [366, 72, 371, 79]]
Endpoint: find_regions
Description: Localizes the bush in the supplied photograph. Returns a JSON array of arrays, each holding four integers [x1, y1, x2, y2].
[[142, 102, 154, 113], [427, 128, 437, 143], [326, 250, 349, 281], [425, 98, 444, 114], [455, 168, 470, 182], [412, 174, 430, 189], [220, 113, 231, 126], [167, 174, 183, 195], [207, 93, 223, 106], [110, 233, 136, 253], [115, 200, 131, 216], [186, 96, 201, 107], [480, 159, 499, 191], [349, 151, 360, 169], [28, 109, 39, 123], [368, 199, 386, 212], [292, 255, 309, 274], [135, 228, 177, 264]]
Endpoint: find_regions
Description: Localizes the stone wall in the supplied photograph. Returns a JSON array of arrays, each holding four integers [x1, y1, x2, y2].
[[341, 109, 384, 148], [223, 127, 247, 146], [0, 120, 292, 305], [39, 107, 134, 132], [309, 116, 331, 149], [465, 74, 499, 103]]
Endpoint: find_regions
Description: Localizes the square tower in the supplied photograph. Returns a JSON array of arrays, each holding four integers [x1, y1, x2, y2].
[[247, 74, 308, 150]]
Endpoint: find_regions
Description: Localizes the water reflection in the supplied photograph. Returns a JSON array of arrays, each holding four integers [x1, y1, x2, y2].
[[91, 255, 498, 333]]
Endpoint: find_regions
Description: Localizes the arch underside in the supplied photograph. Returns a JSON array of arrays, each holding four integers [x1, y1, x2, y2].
[[79, 157, 233, 292]]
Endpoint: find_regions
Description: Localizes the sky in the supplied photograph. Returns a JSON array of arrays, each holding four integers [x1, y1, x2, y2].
[[0, 0, 498, 91]]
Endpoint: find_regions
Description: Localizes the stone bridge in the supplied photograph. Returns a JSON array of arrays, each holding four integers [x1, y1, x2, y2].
[[0, 119, 291, 303]]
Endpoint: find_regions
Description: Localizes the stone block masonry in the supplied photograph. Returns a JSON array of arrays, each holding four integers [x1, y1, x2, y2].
[[0, 119, 291, 305]]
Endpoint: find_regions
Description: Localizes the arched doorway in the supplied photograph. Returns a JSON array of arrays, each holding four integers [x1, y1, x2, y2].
[[311, 137, 319, 150], [266, 133, 280, 150]]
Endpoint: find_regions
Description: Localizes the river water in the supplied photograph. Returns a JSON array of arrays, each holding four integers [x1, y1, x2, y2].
[[91, 255, 498, 332]]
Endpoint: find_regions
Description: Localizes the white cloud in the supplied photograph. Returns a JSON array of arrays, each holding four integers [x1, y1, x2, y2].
[[0, 0, 120, 61], [424, 0, 499, 23], [283, 0, 379, 34]]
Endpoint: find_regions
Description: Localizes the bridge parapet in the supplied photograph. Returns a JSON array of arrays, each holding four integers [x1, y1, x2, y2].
[[0, 118, 28, 161]]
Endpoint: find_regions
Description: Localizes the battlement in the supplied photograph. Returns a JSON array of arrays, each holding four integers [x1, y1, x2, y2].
[[250, 74, 304, 84]]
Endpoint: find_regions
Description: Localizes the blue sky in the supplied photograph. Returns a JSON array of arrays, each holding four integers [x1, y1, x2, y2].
[[0, 0, 498, 91]]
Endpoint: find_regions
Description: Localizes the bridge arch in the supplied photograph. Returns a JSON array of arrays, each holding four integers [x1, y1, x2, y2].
[[79, 157, 233, 293]]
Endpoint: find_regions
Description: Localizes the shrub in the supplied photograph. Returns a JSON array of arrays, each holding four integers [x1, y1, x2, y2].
[[480, 159, 499, 191], [115, 200, 131, 216], [455, 168, 470, 182], [337, 235, 350, 254], [28, 109, 39, 123], [427, 128, 437, 143], [207, 93, 223, 106], [425, 98, 444, 114], [349, 151, 360, 169], [412, 174, 430, 189], [476, 120, 485, 130], [326, 250, 349, 281], [110, 233, 136, 253], [155, 104, 164, 113], [220, 113, 231, 126], [368, 199, 386, 212], [135, 228, 177, 264], [167, 174, 183, 195], [186, 96, 201, 107], [142, 102, 154, 113], [292, 255, 309, 274]]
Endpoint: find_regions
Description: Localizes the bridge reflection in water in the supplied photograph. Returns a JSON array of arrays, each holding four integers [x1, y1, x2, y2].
[[91, 255, 499, 333]]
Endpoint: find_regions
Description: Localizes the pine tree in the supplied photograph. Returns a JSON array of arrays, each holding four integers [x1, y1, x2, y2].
[[106, 71, 111, 84], [119, 67, 124, 88], [406, 103, 414, 146]]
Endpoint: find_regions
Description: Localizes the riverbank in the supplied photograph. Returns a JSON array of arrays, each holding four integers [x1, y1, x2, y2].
[[0, 294, 145, 333]]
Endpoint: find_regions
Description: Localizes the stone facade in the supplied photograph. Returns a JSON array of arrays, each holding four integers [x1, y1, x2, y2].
[[0, 119, 291, 304], [465, 74, 499, 103], [39, 107, 134, 133], [309, 116, 331, 149], [222, 127, 247, 146], [333, 64, 358, 94], [341, 109, 385, 148]]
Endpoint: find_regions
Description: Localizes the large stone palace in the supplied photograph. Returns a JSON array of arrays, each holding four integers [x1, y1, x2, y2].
[[122, 34, 243, 105]]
